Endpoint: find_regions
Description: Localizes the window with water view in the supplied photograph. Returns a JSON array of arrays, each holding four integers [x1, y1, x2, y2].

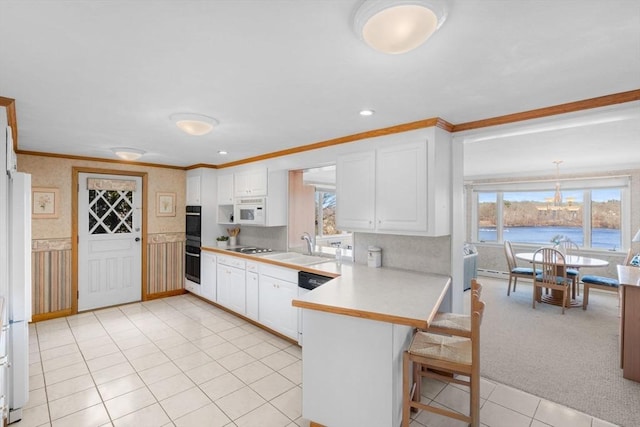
[[477, 187, 623, 250]]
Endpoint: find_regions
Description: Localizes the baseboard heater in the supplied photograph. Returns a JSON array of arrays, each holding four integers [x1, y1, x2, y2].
[[477, 269, 509, 279]]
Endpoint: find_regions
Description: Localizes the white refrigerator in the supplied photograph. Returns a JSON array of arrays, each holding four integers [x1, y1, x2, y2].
[[1, 108, 31, 424]]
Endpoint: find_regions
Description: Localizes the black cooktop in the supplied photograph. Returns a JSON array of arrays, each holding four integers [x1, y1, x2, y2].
[[227, 247, 273, 254]]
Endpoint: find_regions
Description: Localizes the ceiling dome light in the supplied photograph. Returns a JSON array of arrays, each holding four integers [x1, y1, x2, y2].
[[111, 147, 145, 161], [360, 109, 375, 116], [170, 113, 219, 136], [353, 0, 447, 54], [218, 150, 228, 155]]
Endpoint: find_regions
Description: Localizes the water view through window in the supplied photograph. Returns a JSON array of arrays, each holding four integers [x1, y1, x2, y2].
[[478, 188, 621, 249]]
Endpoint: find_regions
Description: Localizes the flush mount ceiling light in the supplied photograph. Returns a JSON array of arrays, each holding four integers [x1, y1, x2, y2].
[[170, 113, 219, 136], [218, 150, 228, 155], [353, 0, 447, 54], [359, 109, 375, 116], [111, 147, 145, 161]]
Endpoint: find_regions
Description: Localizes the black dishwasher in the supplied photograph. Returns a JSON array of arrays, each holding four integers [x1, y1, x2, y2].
[[297, 271, 333, 345], [298, 271, 332, 292]]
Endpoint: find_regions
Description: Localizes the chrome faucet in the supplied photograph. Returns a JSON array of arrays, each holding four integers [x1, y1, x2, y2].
[[301, 232, 314, 255]]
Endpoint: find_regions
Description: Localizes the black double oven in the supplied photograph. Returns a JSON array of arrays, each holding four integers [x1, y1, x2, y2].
[[185, 206, 201, 283]]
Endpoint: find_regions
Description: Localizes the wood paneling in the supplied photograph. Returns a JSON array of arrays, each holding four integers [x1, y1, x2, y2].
[[287, 170, 316, 250], [30, 237, 183, 321], [147, 240, 185, 295], [32, 247, 72, 315]]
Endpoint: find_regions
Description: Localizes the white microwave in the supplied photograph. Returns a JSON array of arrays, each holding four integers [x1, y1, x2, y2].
[[234, 197, 266, 225]]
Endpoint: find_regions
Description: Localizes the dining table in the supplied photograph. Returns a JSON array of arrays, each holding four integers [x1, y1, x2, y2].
[[516, 251, 609, 308]]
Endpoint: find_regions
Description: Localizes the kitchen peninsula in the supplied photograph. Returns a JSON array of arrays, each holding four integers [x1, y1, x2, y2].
[[292, 266, 451, 427]]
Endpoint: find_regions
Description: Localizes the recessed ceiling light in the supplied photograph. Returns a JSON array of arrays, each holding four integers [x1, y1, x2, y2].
[[170, 113, 219, 136], [111, 147, 145, 161], [360, 109, 375, 116], [218, 150, 228, 155]]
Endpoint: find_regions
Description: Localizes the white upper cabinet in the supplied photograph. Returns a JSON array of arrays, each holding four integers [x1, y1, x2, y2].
[[336, 128, 450, 236], [217, 173, 234, 205], [186, 174, 201, 205], [217, 168, 287, 226], [336, 151, 376, 230], [234, 168, 268, 197], [375, 141, 427, 232]]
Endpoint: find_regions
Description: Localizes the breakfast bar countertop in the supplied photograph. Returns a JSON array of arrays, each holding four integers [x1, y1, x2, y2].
[[292, 263, 451, 330], [295, 264, 451, 427]]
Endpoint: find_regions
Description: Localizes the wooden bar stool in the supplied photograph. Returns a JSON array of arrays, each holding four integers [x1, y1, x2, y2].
[[402, 279, 485, 427], [428, 281, 482, 338]]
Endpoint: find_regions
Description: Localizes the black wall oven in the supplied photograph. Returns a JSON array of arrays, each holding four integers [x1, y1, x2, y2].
[[185, 206, 201, 283], [186, 205, 202, 242], [185, 244, 201, 284]]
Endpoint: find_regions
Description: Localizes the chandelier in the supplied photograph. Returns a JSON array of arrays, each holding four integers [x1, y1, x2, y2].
[[537, 160, 580, 212]]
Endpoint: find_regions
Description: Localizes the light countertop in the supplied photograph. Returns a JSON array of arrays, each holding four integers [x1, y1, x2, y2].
[[292, 264, 451, 329], [618, 265, 640, 286], [203, 246, 451, 329]]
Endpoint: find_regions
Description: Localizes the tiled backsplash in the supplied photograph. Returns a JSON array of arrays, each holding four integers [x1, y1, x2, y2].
[[233, 226, 288, 251], [353, 232, 451, 275]]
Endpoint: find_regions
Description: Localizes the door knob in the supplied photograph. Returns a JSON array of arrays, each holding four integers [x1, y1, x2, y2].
[[135, 237, 141, 242]]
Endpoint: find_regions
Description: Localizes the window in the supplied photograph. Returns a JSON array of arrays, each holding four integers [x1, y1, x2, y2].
[[303, 165, 353, 250], [591, 188, 622, 249], [478, 192, 497, 242], [472, 177, 628, 250], [315, 190, 340, 237]]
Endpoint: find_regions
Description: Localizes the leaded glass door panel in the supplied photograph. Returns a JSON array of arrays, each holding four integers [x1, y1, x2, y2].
[[78, 173, 142, 310]]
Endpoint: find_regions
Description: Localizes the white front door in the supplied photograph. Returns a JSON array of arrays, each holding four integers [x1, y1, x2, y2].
[[78, 173, 142, 311]]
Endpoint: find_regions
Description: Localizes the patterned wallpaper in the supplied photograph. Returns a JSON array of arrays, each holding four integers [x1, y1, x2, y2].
[[17, 154, 186, 238], [19, 154, 188, 318]]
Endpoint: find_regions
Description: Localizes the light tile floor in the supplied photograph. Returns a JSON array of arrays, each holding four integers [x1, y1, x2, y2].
[[16, 293, 618, 427]]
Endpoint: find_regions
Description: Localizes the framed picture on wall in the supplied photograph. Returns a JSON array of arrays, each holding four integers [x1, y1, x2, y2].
[[32, 187, 59, 219], [156, 192, 176, 217]]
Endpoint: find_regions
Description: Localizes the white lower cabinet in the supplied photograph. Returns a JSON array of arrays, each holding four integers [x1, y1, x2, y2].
[[204, 253, 299, 341], [201, 251, 217, 301], [217, 256, 246, 314], [246, 262, 259, 321], [259, 264, 298, 340], [184, 279, 201, 296]]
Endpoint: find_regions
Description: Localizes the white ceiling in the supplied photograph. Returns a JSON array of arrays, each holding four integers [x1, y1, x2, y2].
[[1, 0, 639, 178]]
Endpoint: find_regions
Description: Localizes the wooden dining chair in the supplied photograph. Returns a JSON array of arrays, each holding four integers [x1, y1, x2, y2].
[[504, 240, 538, 296], [558, 240, 580, 296], [582, 248, 633, 310], [402, 279, 485, 427], [532, 247, 572, 314]]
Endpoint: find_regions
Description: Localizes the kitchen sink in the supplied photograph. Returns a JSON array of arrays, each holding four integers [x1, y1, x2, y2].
[[262, 252, 329, 266], [262, 252, 302, 260]]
